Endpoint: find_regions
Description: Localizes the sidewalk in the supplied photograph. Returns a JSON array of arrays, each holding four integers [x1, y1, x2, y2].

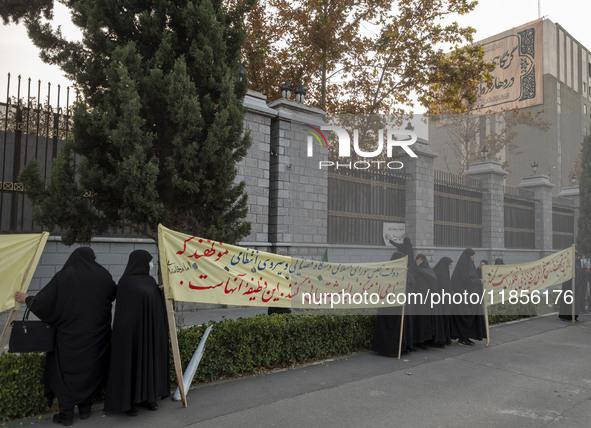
[[6, 311, 591, 427]]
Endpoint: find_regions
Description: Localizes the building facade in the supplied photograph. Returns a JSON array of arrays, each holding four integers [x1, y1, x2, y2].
[[430, 19, 591, 192]]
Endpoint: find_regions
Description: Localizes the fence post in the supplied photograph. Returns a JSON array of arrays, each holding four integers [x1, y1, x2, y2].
[[238, 91, 277, 250], [404, 139, 437, 251], [518, 175, 554, 254], [267, 98, 326, 258], [465, 161, 508, 251]]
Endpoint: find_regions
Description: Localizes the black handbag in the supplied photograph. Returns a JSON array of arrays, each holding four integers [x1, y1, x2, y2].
[[8, 303, 56, 353]]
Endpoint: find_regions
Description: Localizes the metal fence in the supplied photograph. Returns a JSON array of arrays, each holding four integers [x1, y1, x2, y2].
[[504, 186, 535, 249], [1, 75, 75, 233], [0, 74, 148, 239], [552, 196, 575, 249], [434, 170, 483, 248], [327, 168, 406, 245]]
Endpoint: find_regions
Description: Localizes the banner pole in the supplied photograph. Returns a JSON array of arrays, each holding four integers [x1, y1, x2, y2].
[[157, 225, 186, 406], [398, 304, 405, 360], [484, 299, 490, 346], [572, 244, 576, 325], [166, 298, 187, 407]]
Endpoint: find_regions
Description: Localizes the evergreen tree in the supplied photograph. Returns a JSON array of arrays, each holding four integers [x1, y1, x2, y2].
[[5, 0, 251, 244], [577, 134, 591, 254]]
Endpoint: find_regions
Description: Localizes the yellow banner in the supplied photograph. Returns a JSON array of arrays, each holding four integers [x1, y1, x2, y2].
[[481, 246, 574, 306], [158, 225, 407, 308], [0, 232, 49, 311]]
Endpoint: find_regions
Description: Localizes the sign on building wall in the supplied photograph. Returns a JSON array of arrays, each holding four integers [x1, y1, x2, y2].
[[476, 19, 544, 112]]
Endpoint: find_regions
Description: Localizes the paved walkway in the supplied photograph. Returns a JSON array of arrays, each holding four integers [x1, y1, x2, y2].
[[6, 310, 591, 427]]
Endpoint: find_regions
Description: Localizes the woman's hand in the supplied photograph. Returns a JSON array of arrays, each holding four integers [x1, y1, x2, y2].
[[14, 291, 29, 304]]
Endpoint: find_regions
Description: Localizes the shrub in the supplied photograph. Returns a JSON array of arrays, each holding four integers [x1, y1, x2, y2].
[[0, 353, 47, 421], [1, 313, 375, 421], [174, 314, 375, 383]]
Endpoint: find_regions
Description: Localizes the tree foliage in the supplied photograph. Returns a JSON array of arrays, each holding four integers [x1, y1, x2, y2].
[[4, 0, 252, 244], [432, 107, 550, 174], [239, 0, 492, 115]]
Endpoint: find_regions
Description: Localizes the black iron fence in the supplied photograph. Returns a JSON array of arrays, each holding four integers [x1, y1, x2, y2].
[[434, 170, 483, 248], [504, 186, 535, 249], [0, 74, 147, 239], [1, 75, 75, 233], [327, 168, 406, 245]]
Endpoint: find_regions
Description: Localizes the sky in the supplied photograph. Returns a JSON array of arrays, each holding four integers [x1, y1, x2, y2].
[[0, 0, 590, 108]]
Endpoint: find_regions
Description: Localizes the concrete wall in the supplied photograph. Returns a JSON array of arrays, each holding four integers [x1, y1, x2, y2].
[[29, 237, 158, 292]]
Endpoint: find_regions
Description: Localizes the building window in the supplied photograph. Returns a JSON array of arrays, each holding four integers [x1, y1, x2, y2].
[[585, 105, 589, 114], [589, 62, 591, 77], [585, 82, 588, 94]]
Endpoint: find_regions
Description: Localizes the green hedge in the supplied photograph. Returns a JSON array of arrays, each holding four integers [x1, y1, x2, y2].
[[1, 313, 374, 421], [176, 314, 374, 382], [0, 353, 47, 421]]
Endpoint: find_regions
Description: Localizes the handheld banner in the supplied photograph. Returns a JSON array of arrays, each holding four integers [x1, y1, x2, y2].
[[0, 232, 49, 311], [481, 246, 574, 307], [158, 224, 407, 309]]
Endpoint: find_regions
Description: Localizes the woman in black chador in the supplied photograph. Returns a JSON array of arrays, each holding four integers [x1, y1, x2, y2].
[[15, 247, 116, 426], [372, 251, 415, 356], [559, 252, 586, 321], [413, 254, 445, 347], [389, 236, 414, 265], [450, 248, 487, 346], [104, 250, 170, 416], [433, 256, 454, 345]]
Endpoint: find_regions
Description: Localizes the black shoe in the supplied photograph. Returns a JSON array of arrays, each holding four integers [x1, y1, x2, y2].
[[147, 401, 158, 411], [78, 403, 91, 420], [466, 339, 475, 345], [457, 339, 473, 347], [52, 413, 73, 426], [125, 408, 138, 417]]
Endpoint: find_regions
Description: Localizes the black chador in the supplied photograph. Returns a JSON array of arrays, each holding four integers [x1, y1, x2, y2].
[[450, 248, 487, 345], [414, 254, 446, 346], [372, 251, 415, 356], [104, 250, 170, 415], [559, 252, 586, 321], [26, 247, 116, 424], [433, 256, 454, 345], [433, 257, 453, 345]]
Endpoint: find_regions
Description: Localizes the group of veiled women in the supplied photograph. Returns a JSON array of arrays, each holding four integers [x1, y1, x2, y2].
[[16, 240, 585, 424], [14, 248, 169, 426], [373, 238, 487, 356]]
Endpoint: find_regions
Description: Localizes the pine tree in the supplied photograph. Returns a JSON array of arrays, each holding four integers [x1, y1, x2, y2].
[[7, 0, 252, 244], [577, 134, 591, 254]]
